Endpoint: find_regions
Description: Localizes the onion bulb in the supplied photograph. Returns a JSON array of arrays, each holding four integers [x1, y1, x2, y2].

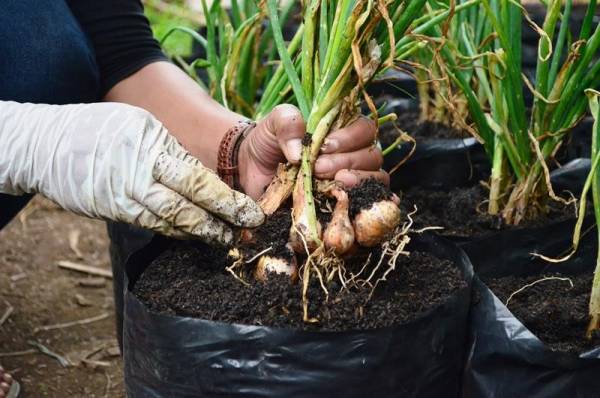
[[289, 176, 322, 253], [255, 245, 298, 282], [323, 188, 355, 255], [353, 200, 401, 247]]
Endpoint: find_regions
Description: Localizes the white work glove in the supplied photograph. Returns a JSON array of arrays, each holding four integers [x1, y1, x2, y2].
[[0, 101, 264, 245]]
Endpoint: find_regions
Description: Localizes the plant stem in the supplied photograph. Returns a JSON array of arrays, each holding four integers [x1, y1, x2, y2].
[[266, 0, 310, 118], [488, 138, 505, 215], [297, 105, 341, 246], [302, 0, 320, 104], [588, 90, 600, 337]]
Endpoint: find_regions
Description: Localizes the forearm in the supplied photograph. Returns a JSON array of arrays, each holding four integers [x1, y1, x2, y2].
[[104, 61, 241, 170]]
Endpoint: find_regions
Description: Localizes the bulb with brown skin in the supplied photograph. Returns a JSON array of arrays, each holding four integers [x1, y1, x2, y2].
[[289, 176, 322, 253], [255, 244, 298, 282], [323, 188, 355, 255], [353, 200, 401, 247]]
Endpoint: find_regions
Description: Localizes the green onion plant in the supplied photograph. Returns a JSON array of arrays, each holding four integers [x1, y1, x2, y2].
[[555, 90, 600, 337], [407, 0, 489, 127], [446, 0, 600, 225]]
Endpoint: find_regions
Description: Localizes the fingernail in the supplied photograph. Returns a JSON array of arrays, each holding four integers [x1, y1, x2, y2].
[[286, 139, 303, 162], [315, 158, 333, 174], [321, 138, 338, 153]]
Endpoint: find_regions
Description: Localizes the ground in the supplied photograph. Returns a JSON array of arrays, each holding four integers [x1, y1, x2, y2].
[[0, 197, 125, 397]]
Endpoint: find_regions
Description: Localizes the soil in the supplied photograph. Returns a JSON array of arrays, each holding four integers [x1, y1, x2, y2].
[[485, 272, 600, 353], [301, 133, 312, 146], [380, 110, 470, 148], [401, 183, 577, 238], [0, 196, 124, 397], [241, 209, 293, 260], [133, 239, 466, 331]]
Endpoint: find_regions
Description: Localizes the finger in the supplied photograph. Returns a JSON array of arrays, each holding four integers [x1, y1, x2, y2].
[[164, 134, 201, 167], [334, 169, 390, 189], [265, 104, 306, 163], [152, 152, 264, 227], [140, 183, 235, 245], [119, 201, 191, 239], [314, 146, 383, 179], [320, 116, 377, 154]]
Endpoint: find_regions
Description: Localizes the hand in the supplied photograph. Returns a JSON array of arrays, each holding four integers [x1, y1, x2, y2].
[[0, 101, 263, 245], [238, 104, 388, 199]]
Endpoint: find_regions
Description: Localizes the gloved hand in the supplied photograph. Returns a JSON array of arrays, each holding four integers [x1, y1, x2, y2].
[[0, 101, 264, 245]]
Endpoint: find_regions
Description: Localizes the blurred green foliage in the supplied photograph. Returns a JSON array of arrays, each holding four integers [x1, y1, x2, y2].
[[144, 0, 200, 57]]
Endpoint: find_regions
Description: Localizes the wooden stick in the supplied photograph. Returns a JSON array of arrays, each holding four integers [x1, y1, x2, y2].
[[0, 301, 14, 327], [34, 312, 110, 333], [28, 340, 72, 367], [0, 349, 36, 358], [56, 261, 112, 279]]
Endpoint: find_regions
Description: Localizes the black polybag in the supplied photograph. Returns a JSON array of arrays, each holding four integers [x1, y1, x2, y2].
[[457, 158, 600, 397], [462, 247, 600, 397], [550, 158, 591, 196], [458, 158, 595, 272], [122, 233, 474, 398], [384, 137, 489, 191]]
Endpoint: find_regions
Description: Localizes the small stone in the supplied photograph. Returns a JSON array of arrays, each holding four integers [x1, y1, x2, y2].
[[77, 277, 106, 288], [74, 294, 91, 307], [105, 346, 121, 357]]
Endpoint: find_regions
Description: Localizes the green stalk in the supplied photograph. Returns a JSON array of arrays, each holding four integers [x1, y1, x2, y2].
[[550, 23, 600, 131], [532, 0, 562, 133], [589, 90, 600, 337], [200, 0, 222, 102], [319, 0, 329, 71], [266, 0, 310, 118], [160, 26, 207, 50], [257, 24, 305, 118], [579, 0, 598, 41], [231, 0, 242, 28], [262, 0, 296, 82], [298, 105, 341, 247], [302, 0, 320, 104], [547, 0, 573, 90], [488, 135, 505, 215], [482, 0, 528, 162]]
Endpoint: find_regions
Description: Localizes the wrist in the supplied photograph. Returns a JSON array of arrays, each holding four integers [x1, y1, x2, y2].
[[217, 120, 255, 192], [238, 139, 251, 194]]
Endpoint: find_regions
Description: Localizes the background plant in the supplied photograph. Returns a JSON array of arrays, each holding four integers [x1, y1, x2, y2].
[[445, 0, 600, 225], [406, 0, 490, 128]]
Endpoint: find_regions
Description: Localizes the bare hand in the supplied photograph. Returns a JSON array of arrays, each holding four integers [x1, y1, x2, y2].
[[238, 104, 388, 199]]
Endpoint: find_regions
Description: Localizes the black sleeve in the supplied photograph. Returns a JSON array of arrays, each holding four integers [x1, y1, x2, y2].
[[67, 0, 168, 95]]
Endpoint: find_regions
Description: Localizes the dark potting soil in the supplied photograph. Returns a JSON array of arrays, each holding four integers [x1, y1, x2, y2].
[[402, 184, 577, 238], [133, 240, 466, 331], [242, 209, 293, 260], [349, 177, 394, 217], [485, 273, 600, 353], [379, 110, 469, 148]]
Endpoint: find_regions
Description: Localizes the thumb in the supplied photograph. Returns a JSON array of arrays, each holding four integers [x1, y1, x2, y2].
[[264, 104, 306, 164]]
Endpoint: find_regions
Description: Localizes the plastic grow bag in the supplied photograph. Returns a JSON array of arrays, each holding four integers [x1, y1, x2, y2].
[[463, 256, 600, 397], [384, 136, 489, 191], [122, 233, 473, 398], [456, 158, 594, 272], [459, 156, 600, 397]]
